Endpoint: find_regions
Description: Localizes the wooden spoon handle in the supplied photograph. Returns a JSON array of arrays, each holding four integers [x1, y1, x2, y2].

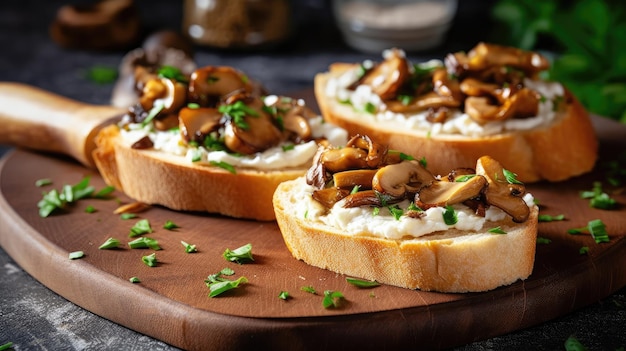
[[0, 82, 125, 167]]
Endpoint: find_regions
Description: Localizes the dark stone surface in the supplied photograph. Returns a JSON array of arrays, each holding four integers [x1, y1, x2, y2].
[[1, 1, 625, 350]]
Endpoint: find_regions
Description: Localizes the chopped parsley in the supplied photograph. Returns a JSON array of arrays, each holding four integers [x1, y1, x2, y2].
[[364, 102, 377, 114], [68, 251, 85, 260], [579, 246, 590, 255], [218, 100, 259, 130], [129, 219, 153, 237], [98, 237, 121, 249], [181, 240, 197, 253], [128, 237, 161, 250], [163, 220, 180, 230], [568, 219, 610, 243], [278, 291, 291, 300], [157, 65, 188, 83], [205, 268, 248, 297], [120, 213, 138, 220], [223, 243, 254, 264], [35, 178, 52, 187], [210, 160, 236, 174], [580, 181, 617, 210], [388, 205, 404, 220], [301, 286, 317, 294], [455, 174, 476, 182], [38, 176, 105, 217], [129, 277, 141, 283], [141, 101, 164, 127], [442, 206, 458, 225], [488, 226, 507, 234], [322, 290, 345, 309], [142, 253, 158, 267], [85, 65, 118, 84], [537, 237, 552, 244], [346, 277, 380, 288], [503, 168, 523, 184], [84, 205, 97, 213], [538, 214, 566, 222]]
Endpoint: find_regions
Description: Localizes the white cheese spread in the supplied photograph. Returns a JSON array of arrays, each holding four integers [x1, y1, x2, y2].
[[119, 97, 348, 171], [292, 178, 535, 240], [325, 58, 565, 137]]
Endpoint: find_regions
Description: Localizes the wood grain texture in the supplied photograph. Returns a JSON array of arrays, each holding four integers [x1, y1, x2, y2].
[[0, 115, 625, 350]]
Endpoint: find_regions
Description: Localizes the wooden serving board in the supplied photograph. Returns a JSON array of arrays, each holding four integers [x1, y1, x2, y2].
[[1, 116, 625, 351]]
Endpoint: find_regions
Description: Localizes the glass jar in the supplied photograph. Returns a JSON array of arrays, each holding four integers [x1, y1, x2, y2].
[[183, 0, 291, 49], [332, 0, 458, 53]]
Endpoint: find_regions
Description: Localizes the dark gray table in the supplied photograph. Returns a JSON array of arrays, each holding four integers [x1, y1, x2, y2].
[[1, 1, 625, 350]]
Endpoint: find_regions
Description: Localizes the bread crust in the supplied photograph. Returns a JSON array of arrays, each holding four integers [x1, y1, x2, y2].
[[314, 66, 598, 183], [273, 178, 539, 292], [93, 125, 305, 221]]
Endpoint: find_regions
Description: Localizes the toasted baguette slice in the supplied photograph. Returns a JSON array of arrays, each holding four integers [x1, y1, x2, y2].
[[314, 47, 598, 183], [273, 177, 539, 292], [94, 124, 305, 221]]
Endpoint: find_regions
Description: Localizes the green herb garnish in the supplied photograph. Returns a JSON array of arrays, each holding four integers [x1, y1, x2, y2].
[[455, 174, 476, 182], [580, 181, 617, 210], [538, 214, 566, 222], [84, 205, 96, 213], [0, 342, 14, 351], [219, 100, 258, 130], [157, 65, 188, 83], [85, 65, 118, 84], [579, 246, 590, 255], [364, 102, 376, 114], [129, 219, 152, 237], [278, 291, 291, 300], [35, 178, 52, 187], [98, 237, 121, 249], [128, 237, 161, 250], [346, 277, 380, 288], [388, 205, 404, 220], [568, 219, 609, 243], [69, 251, 85, 260], [564, 335, 587, 351], [38, 176, 96, 217], [120, 213, 137, 220], [537, 237, 552, 244], [181, 240, 197, 253], [442, 206, 458, 225], [301, 286, 317, 294], [210, 160, 236, 174], [129, 277, 141, 283], [205, 268, 248, 297], [142, 253, 158, 267], [141, 101, 164, 127], [163, 220, 180, 230], [282, 144, 295, 152], [322, 290, 344, 309], [488, 226, 507, 234], [503, 168, 523, 184], [223, 243, 254, 264]]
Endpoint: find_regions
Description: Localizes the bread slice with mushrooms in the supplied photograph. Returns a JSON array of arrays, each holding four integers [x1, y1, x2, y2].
[[273, 135, 539, 292], [93, 64, 347, 221], [314, 42, 598, 183]]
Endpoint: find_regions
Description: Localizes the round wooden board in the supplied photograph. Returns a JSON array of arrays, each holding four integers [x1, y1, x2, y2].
[[1, 116, 625, 350]]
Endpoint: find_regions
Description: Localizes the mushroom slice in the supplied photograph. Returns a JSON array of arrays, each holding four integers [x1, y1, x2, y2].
[[476, 156, 530, 223], [333, 169, 378, 190], [222, 96, 283, 155], [342, 190, 402, 208], [386, 91, 461, 113], [320, 147, 369, 173], [312, 188, 350, 209], [432, 67, 463, 101], [266, 96, 315, 142], [140, 77, 187, 114], [306, 145, 331, 188], [178, 106, 222, 143], [467, 42, 550, 77], [372, 160, 435, 198], [346, 134, 387, 168], [188, 66, 252, 106], [360, 49, 410, 100], [415, 175, 487, 209], [465, 88, 539, 124]]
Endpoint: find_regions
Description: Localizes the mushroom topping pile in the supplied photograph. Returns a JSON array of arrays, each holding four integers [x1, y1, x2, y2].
[[351, 42, 551, 125], [306, 135, 531, 223], [120, 65, 322, 157]]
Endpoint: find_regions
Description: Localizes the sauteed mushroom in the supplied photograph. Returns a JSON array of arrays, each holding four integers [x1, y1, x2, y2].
[[188, 66, 253, 106], [139, 77, 187, 114], [346, 134, 388, 168], [372, 160, 435, 198], [312, 188, 351, 208], [222, 95, 283, 155], [359, 49, 410, 100], [476, 156, 529, 223], [465, 88, 540, 124], [333, 169, 378, 189], [342, 189, 403, 208], [415, 174, 487, 209], [466, 42, 550, 78], [178, 106, 222, 143], [265, 96, 316, 142]]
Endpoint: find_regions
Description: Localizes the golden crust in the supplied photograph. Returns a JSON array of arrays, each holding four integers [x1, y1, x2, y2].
[[314, 66, 598, 182], [92, 125, 305, 221], [273, 178, 539, 293]]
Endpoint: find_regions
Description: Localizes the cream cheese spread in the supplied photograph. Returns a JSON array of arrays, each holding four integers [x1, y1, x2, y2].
[[324, 55, 565, 138], [292, 178, 535, 240], [119, 96, 348, 171]]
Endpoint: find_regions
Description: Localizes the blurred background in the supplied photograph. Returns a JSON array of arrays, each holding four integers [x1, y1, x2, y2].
[[1, 0, 624, 124]]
